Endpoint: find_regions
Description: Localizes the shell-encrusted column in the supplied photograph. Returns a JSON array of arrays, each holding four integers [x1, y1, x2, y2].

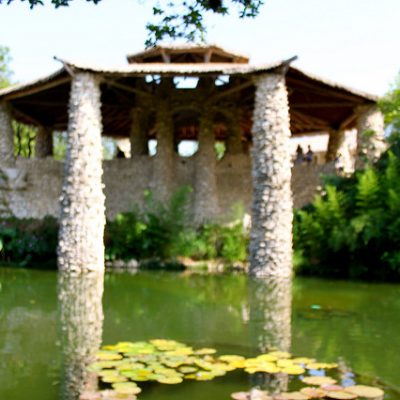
[[58, 272, 104, 400], [248, 276, 292, 392], [249, 73, 293, 278], [226, 111, 243, 154], [325, 129, 344, 162], [194, 111, 219, 223], [356, 105, 386, 169], [35, 126, 53, 158], [0, 101, 15, 167], [58, 73, 105, 273], [130, 107, 148, 156], [153, 100, 174, 202]]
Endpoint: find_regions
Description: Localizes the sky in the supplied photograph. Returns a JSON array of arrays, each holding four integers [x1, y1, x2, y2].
[[0, 0, 399, 96]]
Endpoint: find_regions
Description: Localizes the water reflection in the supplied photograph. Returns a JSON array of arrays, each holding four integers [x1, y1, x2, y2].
[[248, 276, 293, 393], [58, 272, 104, 400]]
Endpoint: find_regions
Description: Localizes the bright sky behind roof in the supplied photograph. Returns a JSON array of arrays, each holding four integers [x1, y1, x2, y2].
[[0, 0, 399, 96]]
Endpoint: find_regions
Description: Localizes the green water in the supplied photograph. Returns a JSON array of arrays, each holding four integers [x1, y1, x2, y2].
[[0, 268, 399, 399]]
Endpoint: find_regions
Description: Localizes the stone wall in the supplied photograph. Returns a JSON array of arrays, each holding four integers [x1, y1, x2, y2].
[[0, 155, 336, 221]]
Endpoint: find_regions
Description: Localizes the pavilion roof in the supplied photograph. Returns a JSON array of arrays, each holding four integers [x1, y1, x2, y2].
[[126, 44, 249, 64], [0, 55, 379, 137]]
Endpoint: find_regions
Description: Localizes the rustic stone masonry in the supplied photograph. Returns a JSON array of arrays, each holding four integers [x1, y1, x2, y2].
[[152, 99, 174, 202], [194, 110, 219, 223], [325, 129, 344, 162], [35, 126, 53, 158], [130, 107, 149, 156], [356, 105, 386, 169], [249, 276, 292, 392], [58, 272, 104, 400], [0, 101, 15, 167], [249, 73, 293, 278], [57, 73, 105, 273]]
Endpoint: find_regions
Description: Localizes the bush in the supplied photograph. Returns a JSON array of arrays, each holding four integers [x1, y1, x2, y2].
[[294, 137, 400, 281], [0, 216, 58, 267]]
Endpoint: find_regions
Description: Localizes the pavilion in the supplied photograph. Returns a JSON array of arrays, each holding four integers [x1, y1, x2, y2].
[[0, 44, 385, 276]]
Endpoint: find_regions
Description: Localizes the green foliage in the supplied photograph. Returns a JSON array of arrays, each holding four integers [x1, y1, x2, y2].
[[0, 216, 58, 267], [294, 141, 400, 281], [379, 72, 400, 132], [0, 45, 12, 88], [13, 122, 37, 157], [106, 188, 248, 265]]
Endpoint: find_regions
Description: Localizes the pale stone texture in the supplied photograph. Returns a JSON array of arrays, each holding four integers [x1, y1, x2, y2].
[[4, 156, 329, 221], [152, 100, 175, 201], [249, 73, 293, 278], [130, 107, 149, 156], [0, 101, 15, 167], [194, 112, 219, 223], [356, 105, 386, 169], [249, 276, 292, 392], [35, 126, 53, 158], [58, 272, 104, 400], [57, 73, 105, 273], [325, 129, 345, 162]]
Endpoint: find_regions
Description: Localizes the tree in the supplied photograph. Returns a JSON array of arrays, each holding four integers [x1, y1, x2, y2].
[[379, 73, 400, 134], [0, 46, 12, 89], [1, 0, 264, 45]]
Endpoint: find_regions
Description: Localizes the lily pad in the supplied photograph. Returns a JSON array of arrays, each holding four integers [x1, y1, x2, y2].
[[280, 365, 305, 375], [326, 391, 358, 400], [306, 362, 338, 370], [112, 382, 142, 395], [345, 385, 384, 398], [96, 351, 123, 361], [300, 387, 327, 398], [195, 348, 217, 355], [302, 376, 337, 386], [275, 391, 310, 400], [156, 376, 183, 384]]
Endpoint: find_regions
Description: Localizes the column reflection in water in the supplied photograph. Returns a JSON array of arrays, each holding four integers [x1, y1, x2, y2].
[[248, 276, 293, 393], [58, 272, 104, 400]]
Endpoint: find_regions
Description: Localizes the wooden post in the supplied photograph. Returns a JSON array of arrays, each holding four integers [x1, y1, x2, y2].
[[0, 101, 15, 167], [249, 73, 293, 278], [226, 111, 243, 154], [57, 72, 105, 273], [325, 129, 344, 162], [356, 105, 386, 169], [130, 107, 148, 157], [35, 126, 53, 158]]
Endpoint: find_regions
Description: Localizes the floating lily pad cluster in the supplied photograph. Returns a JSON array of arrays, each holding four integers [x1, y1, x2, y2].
[[231, 382, 385, 400], [83, 340, 385, 400]]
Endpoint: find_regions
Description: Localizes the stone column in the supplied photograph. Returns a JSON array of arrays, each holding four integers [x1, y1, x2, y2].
[[194, 111, 219, 223], [130, 107, 148, 156], [0, 101, 15, 167], [356, 105, 386, 169], [58, 73, 105, 273], [152, 99, 174, 201], [249, 73, 293, 278], [325, 129, 345, 162], [35, 126, 53, 158], [58, 272, 104, 400], [226, 111, 243, 154]]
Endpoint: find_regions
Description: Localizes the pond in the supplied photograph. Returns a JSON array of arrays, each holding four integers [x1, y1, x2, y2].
[[0, 268, 399, 400]]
